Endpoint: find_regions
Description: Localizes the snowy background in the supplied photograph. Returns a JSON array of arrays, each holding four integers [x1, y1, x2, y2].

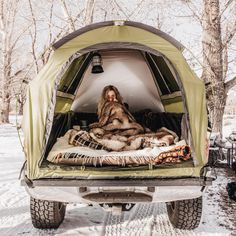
[[0, 116, 236, 236]]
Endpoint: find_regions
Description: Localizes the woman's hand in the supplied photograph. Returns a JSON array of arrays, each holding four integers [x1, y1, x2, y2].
[[89, 122, 100, 129]]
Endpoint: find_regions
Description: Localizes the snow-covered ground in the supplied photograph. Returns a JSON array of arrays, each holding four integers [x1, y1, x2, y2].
[[0, 116, 236, 236], [223, 115, 236, 138]]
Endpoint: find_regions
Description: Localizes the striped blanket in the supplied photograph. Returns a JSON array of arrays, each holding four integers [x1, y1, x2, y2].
[[47, 129, 191, 166], [68, 129, 111, 151]]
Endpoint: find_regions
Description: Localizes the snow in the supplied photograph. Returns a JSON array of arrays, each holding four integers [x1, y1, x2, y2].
[[0, 116, 235, 236], [223, 115, 236, 139]]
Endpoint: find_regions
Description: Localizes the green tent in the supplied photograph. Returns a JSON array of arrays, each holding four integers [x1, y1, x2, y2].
[[22, 21, 208, 180]]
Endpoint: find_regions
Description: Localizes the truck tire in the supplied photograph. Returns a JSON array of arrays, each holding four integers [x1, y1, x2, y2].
[[166, 196, 202, 230], [30, 197, 66, 229]]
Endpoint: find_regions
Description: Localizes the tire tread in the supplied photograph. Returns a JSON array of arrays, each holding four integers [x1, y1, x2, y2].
[[30, 197, 66, 229], [166, 196, 202, 230]]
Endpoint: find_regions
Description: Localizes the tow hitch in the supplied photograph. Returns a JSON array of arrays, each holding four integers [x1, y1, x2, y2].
[[100, 203, 135, 215]]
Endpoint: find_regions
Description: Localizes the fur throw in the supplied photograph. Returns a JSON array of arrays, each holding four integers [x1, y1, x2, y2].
[[69, 127, 178, 152]]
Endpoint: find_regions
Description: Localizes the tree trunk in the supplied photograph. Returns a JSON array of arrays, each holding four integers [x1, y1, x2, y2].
[[18, 100, 24, 115], [0, 49, 12, 123], [0, 104, 10, 123], [0, 75, 11, 123], [207, 84, 226, 133], [0, 92, 10, 123], [0, 47, 11, 124], [201, 0, 225, 134]]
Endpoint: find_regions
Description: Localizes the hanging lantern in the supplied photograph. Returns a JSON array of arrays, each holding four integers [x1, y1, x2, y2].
[[91, 52, 104, 74]]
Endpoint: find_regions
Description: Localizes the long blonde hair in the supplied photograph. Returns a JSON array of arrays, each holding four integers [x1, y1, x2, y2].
[[97, 85, 123, 118]]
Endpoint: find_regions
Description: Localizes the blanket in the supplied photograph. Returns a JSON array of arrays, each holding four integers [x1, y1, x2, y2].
[[50, 145, 191, 166], [68, 129, 111, 151], [69, 127, 178, 152], [47, 129, 191, 166]]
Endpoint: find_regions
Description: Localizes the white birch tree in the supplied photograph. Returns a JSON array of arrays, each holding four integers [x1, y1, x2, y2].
[[201, 0, 236, 133]]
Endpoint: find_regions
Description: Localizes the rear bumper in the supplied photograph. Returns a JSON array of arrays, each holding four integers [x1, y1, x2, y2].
[[22, 176, 213, 187], [21, 175, 214, 204]]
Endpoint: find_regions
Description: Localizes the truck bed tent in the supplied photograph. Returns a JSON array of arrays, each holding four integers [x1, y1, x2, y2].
[[22, 21, 208, 180]]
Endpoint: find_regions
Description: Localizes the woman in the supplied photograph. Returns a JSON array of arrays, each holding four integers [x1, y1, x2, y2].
[[89, 85, 145, 136], [88, 85, 177, 151]]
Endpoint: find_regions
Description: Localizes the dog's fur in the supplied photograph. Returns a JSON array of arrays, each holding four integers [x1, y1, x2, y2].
[[226, 182, 236, 201], [232, 162, 236, 174]]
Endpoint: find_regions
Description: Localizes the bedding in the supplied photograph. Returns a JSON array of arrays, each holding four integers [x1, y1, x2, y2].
[[44, 111, 184, 158], [47, 128, 191, 166], [70, 127, 178, 151]]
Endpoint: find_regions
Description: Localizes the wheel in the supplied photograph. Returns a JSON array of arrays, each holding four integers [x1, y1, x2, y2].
[[166, 196, 202, 230], [30, 197, 66, 229]]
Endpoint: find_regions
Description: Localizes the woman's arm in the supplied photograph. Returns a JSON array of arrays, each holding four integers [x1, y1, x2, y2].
[[89, 102, 112, 128], [98, 102, 112, 126]]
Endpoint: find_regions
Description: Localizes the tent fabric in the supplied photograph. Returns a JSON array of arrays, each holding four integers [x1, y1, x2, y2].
[[22, 21, 207, 180], [46, 42, 187, 167], [52, 21, 184, 51], [71, 50, 165, 113], [56, 42, 186, 113]]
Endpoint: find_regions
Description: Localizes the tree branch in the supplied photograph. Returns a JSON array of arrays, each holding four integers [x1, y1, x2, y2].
[[220, 0, 234, 17], [84, 0, 95, 25], [10, 69, 23, 79], [10, 22, 33, 51], [60, 0, 76, 31], [47, 0, 54, 45], [224, 23, 236, 47], [112, 0, 129, 19], [0, 1, 5, 31], [7, 0, 20, 47], [28, 0, 39, 74], [73, 9, 85, 25], [222, 47, 228, 80], [185, 1, 202, 25], [127, 0, 145, 19], [225, 76, 236, 93]]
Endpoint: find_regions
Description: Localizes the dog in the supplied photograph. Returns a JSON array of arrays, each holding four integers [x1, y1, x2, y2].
[[232, 162, 236, 174], [226, 182, 236, 201]]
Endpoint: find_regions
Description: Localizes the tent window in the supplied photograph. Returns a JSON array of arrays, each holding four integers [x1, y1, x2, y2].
[[58, 57, 84, 92], [67, 53, 92, 94], [58, 53, 92, 94], [145, 53, 180, 95]]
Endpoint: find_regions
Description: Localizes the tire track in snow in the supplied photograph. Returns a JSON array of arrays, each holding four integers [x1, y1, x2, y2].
[[102, 203, 156, 236], [101, 203, 220, 236], [103, 211, 124, 236], [124, 203, 155, 236], [0, 184, 28, 209]]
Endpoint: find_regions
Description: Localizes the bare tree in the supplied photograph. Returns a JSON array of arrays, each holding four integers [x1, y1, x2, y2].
[[201, 0, 236, 134], [26, 0, 87, 71], [0, 0, 28, 123], [26, 0, 56, 72], [177, 0, 236, 134]]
